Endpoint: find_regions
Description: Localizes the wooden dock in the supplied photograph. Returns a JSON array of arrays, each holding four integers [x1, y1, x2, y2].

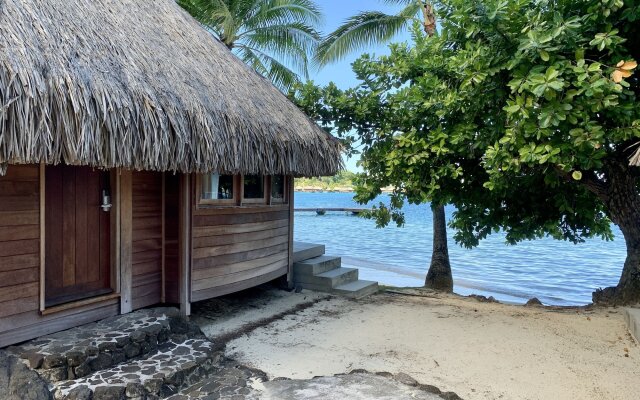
[[295, 208, 371, 215]]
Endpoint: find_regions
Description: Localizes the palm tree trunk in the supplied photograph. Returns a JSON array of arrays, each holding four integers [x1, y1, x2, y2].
[[425, 203, 453, 292], [421, 1, 437, 37]]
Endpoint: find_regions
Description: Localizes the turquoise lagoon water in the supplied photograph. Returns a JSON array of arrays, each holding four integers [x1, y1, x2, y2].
[[293, 191, 626, 306]]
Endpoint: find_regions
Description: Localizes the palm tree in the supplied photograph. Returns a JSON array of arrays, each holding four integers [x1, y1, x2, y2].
[[314, 0, 436, 66], [315, 1, 452, 292], [178, 0, 323, 90]]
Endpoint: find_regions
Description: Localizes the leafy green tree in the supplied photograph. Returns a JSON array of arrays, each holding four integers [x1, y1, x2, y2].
[[294, 0, 640, 304], [178, 0, 322, 90], [307, 0, 454, 292]]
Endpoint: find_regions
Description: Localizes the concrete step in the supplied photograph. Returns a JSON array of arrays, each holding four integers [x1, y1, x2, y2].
[[293, 255, 342, 278], [52, 339, 222, 399], [296, 267, 358, 290], [293, 242, 325, 263], [334, 280, 379, 299], [624, 308, 640, 344]]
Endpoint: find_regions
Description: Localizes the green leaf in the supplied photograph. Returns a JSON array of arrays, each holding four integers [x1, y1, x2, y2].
[[587, 63, 601, 72], [572, 171, 583, 180], [539, 50, 550, 61]]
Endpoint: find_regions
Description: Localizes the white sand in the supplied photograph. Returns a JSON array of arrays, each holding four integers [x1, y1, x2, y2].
[[221, 290, 639, 400]]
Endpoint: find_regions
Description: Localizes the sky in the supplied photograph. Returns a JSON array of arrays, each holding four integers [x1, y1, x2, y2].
[[306, 1, 414, 171]]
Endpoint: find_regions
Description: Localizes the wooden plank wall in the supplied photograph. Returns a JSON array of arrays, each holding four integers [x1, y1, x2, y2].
[[0, 165, 119, 348], [0, 165, 41, 323], [191, 205, 290, 302], [131, 171, 163, 310], [164, 174, 180, 304]]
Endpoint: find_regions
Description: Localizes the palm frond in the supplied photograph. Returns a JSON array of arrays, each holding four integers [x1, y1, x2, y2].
[[237, 45, 302, 90], [314, 11, 414, 66], [380, 0, 419, 6], [245, 0, 323, 29], [179, 0, 322, 90], [243, 21, 319, 78]]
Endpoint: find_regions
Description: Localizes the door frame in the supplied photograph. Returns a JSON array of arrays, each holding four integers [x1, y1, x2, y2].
[[38, 164, 122, 314]]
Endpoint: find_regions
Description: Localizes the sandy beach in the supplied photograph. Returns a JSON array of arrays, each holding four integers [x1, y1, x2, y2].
[[193, 287, 640, 400]]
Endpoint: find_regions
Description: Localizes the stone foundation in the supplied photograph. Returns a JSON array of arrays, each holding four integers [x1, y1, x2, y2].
[[8, 308, 202, 385]]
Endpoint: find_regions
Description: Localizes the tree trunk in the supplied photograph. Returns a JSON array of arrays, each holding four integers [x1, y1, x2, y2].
[[425, 203, 453, 292], [420, 2, 437, 37], [591, 160, 640, 305]]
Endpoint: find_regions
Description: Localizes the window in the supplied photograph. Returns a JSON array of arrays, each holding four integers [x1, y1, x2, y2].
[[270, 175, 286, 203], [200, 174, 235, 202], [242, 175, 266, 203]]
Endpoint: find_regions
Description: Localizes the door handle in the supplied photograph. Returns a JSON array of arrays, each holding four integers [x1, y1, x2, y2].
[[101, 190, 112, 212]]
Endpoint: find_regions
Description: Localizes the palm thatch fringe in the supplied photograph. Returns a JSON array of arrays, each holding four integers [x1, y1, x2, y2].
[[630, 144, 640, 167], [0, 0, 342, 176]]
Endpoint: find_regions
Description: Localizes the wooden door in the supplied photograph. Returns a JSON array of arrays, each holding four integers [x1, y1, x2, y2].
[[45, 165, 112, 307]]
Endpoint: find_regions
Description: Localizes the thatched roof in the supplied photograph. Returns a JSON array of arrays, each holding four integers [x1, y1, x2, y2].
[[630, 146, 640, 167], [0, 0, 342, 176]]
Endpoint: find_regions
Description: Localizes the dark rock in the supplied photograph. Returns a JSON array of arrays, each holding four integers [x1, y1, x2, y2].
[[418, 384, 442, 394], [86, 347, 100, 357], [441, 391, 464, 400], [67, 351, 87, 367], [140, 341, 151, 355], [66, 385, 92, 400], [168, 317, 190, 334], [124, 343, 141, 359], [42, 354, 66, 369], [129, 331, 146, 343], [592, 286, 618, 305], [40, 366, 68, 382], [525, 297, 543, 307], [169, 334, 188, 343], [349, 368, 369, 374], [469, 294, 499, 303], [165, 370, 185, 387], [147, 335, 158, 350], [115, 336, 130, 348], [67, 366, 76, 380], [375, 372, 394, 378], [219, 386, 237, 396], [75, 362, 92, 378], [160, 384, 178, 398], [141, 324, 162, 336], [0, 351, 52, 400], [28, 353, 45, 369], [157, 327, 169, 343], [111, 350, 126, 365], [98, 342, 117, 353], [187, 322, 203, 336], [173, 346, 190, 356], [394, 372, 418, 387], [200, 381, 222, 391], [125, 382, 145, 398], [89, 353, 112, 371], [93, 386, 125, 400], [143, 378, 163, 395]]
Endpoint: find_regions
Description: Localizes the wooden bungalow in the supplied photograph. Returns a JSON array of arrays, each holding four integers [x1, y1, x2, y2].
[[0, 0, 341, 347]]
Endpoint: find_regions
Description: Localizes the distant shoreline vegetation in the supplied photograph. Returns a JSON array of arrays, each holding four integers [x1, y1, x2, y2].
[[295, 170, 355, 192], [295, 171, 392, 193]]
